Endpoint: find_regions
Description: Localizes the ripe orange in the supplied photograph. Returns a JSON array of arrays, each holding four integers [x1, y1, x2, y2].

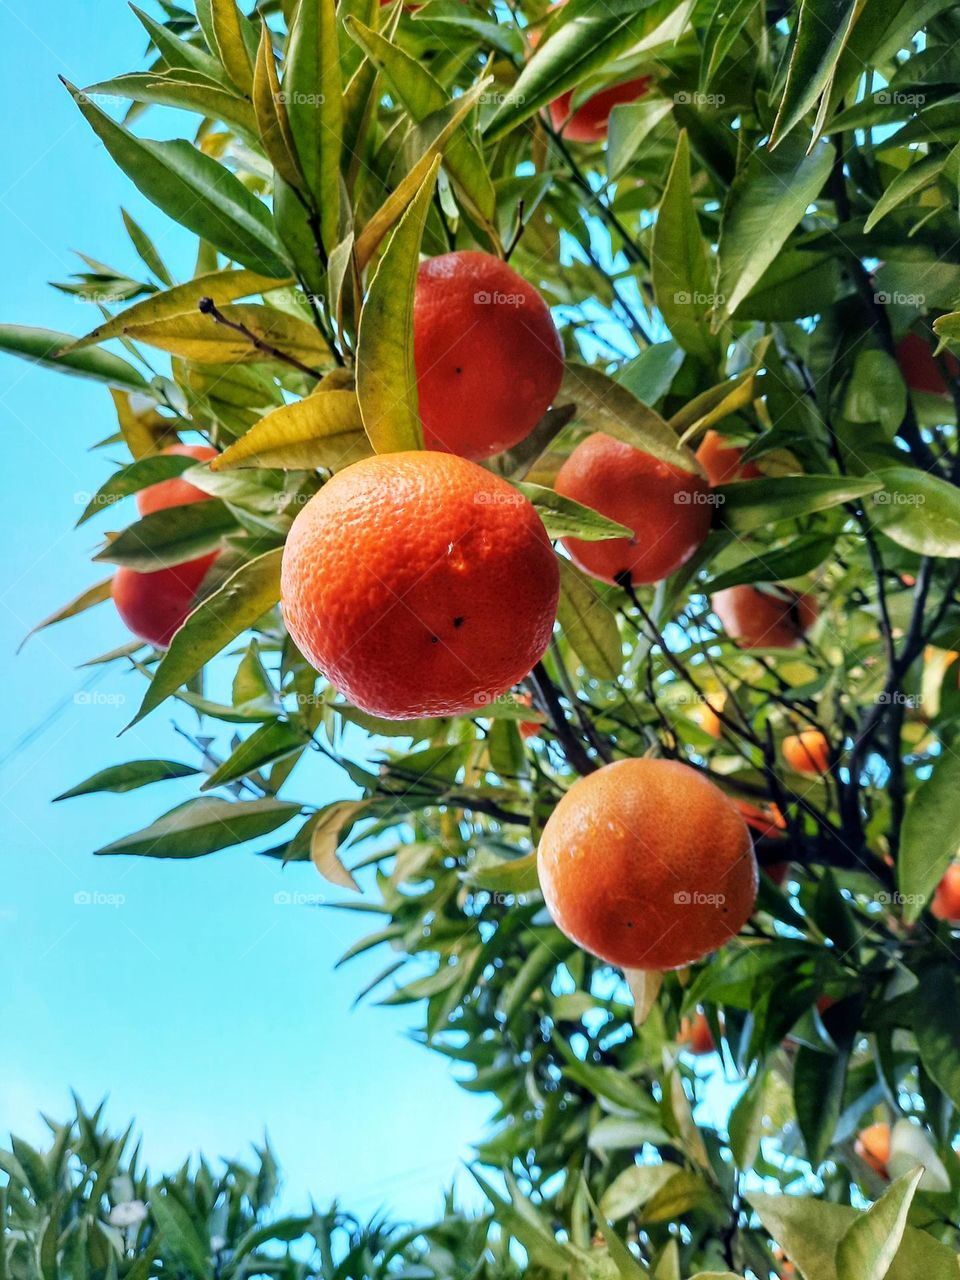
[[782, 729, 830, 775], [280, 452, 560, 718], [537, 758, 758, 970], [548, 76, 653, 142], [414, 251, 564, 460], [136, 444, 218, 516], [931, 864, 960, 923], [712, 585, 818, 649], [855, 1122, 891, 1178], [554, 433, 712, 585], [692, 696, 723, 738], [696, 430, 762, 486], [736, 799, 787, 841], [113, 553, 218, 648], [515, 691, 542, 740], [680, 1010, 715, 1056], [896, 332, 959, 397]]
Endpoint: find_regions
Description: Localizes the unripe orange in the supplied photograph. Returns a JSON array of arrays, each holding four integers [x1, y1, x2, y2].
[[855, 1122, 891, 1178], [932, 864, 960, 923], [782, 730, 830, 775], [537, 758, 758, 970], [712, 585, 818, 649], [554, 433, 711, 586], [112, 553, 218, 648], [696, 430, 762, 486], [280, 452, 559, 719], [136, 444, 217, 516], [413, 252, 564, 460]]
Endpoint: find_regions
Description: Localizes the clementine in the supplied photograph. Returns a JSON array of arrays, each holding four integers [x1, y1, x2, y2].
[[413, 252, 564, 460], [931, 864, 960, 923], [113, 553, 218, 648], [515, 691, 542, 740], [712, 585, 818, 649], [280, 452, 560, 718], [680, 1010, 715, 1056], [896, 332, 960, 397], [548, 76, 653, 143], [854, 1122, 891, 1178], [554, 433, 711, 585], [696, 429, 761, 486], [537, 758, 758, 970], [782, 729, 830, 775], [692, 695, 723, 738], [136, 444, 218, 516]]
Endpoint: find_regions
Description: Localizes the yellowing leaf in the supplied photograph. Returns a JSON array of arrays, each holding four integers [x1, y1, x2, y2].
[[310, 800, 367, 890], [253, 25, 303, 190], [213, 389, 371, 471], [18, 578, 113, 653], [124, 304, 330, 367], [210, 0, 254, 94]]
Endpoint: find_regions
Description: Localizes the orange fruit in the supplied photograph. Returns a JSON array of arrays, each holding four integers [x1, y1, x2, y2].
[[855, 1122, 891, 1178], [113, 553, 218, 648], [413, 251, 564, 460], [692, 696, 723, 738], [280, 452, 560, 718], [515, 691, 542, 740], [136, 444, 218, 516], [537, 758, 758, 970], [712, 585, 818, 649], [932, 864, 960, 923], [680, 1010, 715, 1056], [782, 729, 830, 775], [554, 433, 712, 585], [736, 799, 787, 841], [547, 76, 653, 142], [696, 429, 762, 486], [896, 332, 959, 397]]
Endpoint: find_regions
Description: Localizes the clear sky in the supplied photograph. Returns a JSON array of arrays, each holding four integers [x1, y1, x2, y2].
[[0, 0, 489, 1221]]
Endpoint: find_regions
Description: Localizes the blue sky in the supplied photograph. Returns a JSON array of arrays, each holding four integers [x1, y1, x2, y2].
[[0, 0, 488, 1220]]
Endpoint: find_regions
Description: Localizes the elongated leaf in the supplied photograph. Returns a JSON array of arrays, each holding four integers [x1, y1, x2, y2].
[[719, 475, 881, 531], [96, 797, 300, 859], [560, 364, 703, 475], [580, 1179, 648, 1280], [865, 152, 949, 231], [0, 325, 148, 390], [310, 800, 369, 888], [652, 131, 718, 364], [715, 138, 833, 324], [77, 454, 196, 526], [149, 1193, 211, 1280], [867, 465, 960, 557], [520, 483, 632, 541], [210, 0, 254, 94], [770, 0, 861, 148], [63, 270, 292, 352], [94, 501, 235, 570], [84, 73, 257, 136], [128, 547, 283, 727], [914, 966, 960, 1110], [795, 1038, 851, 1167], [556, 557, 622, 680], [202, 721, 307, 790], [123, 304, 329, 367], [898, 752, 960, 922], [130, 4, 227, 83], [253, 24, 303, 190], [64, 79, 289, 276], [836, 1168, 923, 1280], [18, 578, 113, 652], [55, 760, 200, 801], [355, 157, 439, 453], [705, 533, 836, 592], [212, 389, 371, 471], [699, 0, 758, 90], [283, 0, 343, 255]]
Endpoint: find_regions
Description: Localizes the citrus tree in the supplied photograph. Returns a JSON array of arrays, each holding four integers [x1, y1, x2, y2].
[[7, 0, 960, 1276]]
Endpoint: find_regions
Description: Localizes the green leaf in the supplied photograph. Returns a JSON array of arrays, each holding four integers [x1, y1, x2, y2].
[[283, 0, 343, 255], [93, 501, 235, 570], [836, 1168, 923, 1280], [769, 0, 860, 148], [18, 578, 113, 652], [461, 850, 540, 894], [212, 387, 371, 471], [898, 752, 960, 922], [843, 350, 907, 437], [867, 466, 960, 558], [64, 79, 289, 277], [556, 557, 623, 680], [719, 475, 881, 531], [748, 1190, 960, 1280], [77, 454, 196, 526], [519, 482, 632, 541], [150, 1192, 211, 1279], [794, 1037, 852, 1168], [55, 760, 200, 801], [715, 138, 833, 324], [580, 1179, 648, 1279], [706, 534, 836, 592], [914, 966, 960, 1111], [96, 797, 300, 859], [253, 24, 304, 190], [698, 0, 757, 90], [130, 5, 228, 84], [607, 98, 674, 180], [124, 304, 329, 367], [0, 325, 148, 391], [84, 73, 257, 137], [599, 1164, 679, 1222], [560, 363, 703, 475], [652, 131, 719, 364], [355, 157, 439, 453], [122, 208, 172, 286], [201, 721, 307, 791], [483, 0, 678, 142], [728, 1070, 767, 1170], [127, 547, 282, 728], [209, 0, 254, 95], [865, 151, 950, 232]]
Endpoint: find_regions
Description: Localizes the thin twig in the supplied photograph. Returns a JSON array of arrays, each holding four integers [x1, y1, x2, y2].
[[197, 296, 322, 379]]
